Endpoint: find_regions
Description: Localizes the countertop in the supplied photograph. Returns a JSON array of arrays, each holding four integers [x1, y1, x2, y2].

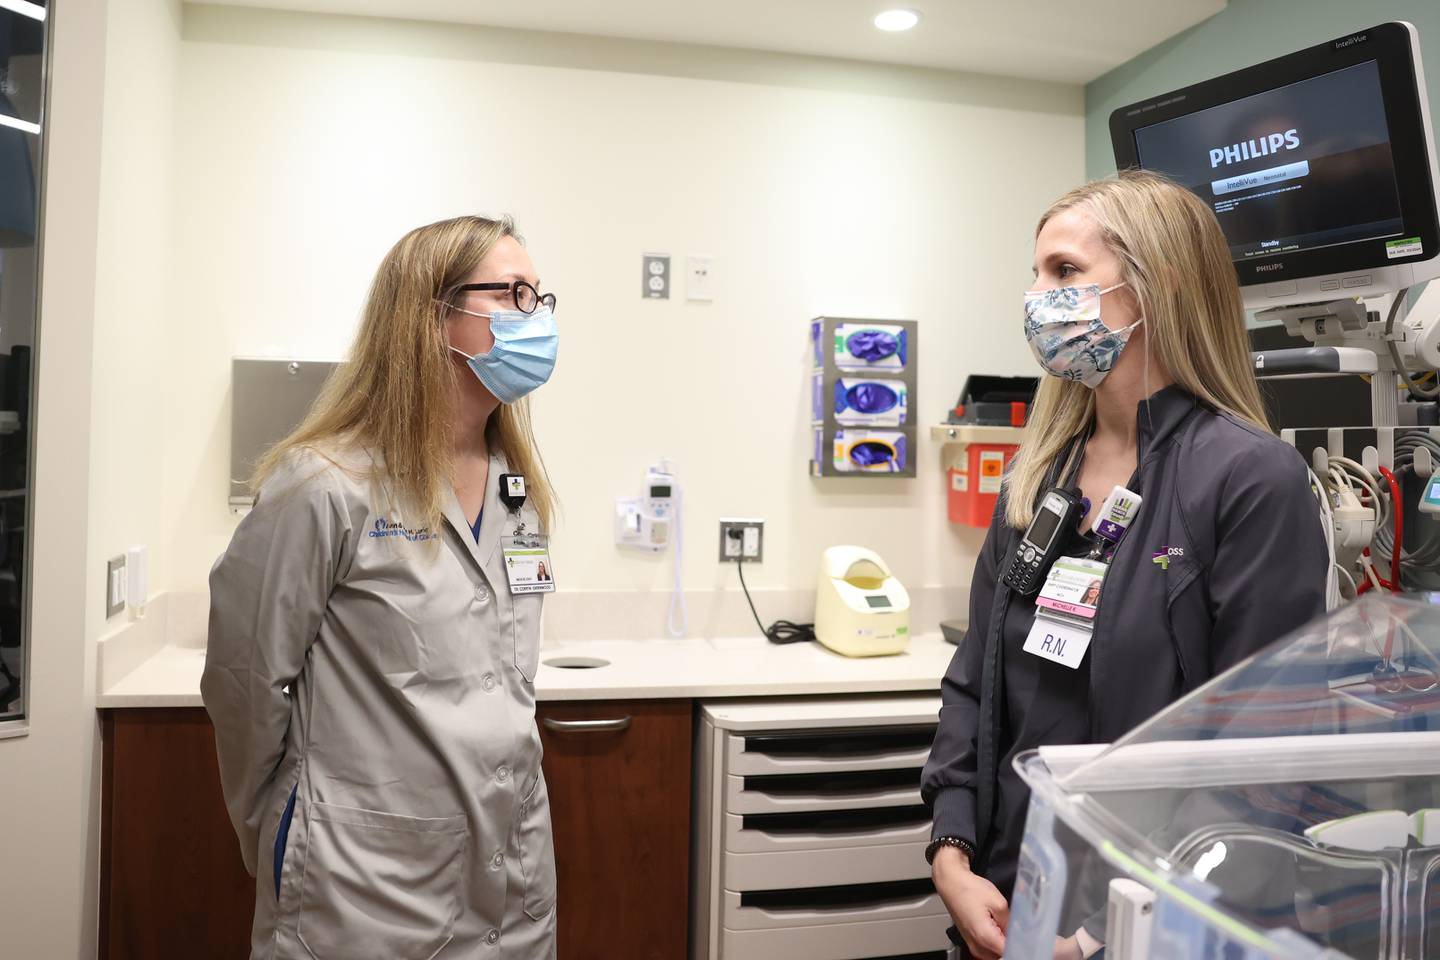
[[96, 632, 961, 708]]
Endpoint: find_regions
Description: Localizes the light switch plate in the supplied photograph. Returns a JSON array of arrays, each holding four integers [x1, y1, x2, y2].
[[106, 556, 126, 618], [687, 255, 715, 301], [642, 253, 670, 299]]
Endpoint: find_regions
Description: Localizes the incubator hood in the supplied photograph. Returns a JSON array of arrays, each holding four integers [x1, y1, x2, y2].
[[1007, 595, 1440, 959]]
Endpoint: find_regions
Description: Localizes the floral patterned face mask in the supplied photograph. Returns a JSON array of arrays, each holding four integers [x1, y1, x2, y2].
[[1022, 282, 1142, 389]]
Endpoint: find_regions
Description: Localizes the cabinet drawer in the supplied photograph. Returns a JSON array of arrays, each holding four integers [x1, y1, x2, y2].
[[725, 770, 920, 814], [723, 879, 944, 929], [725, 808, 931, 853], [720, 919, 952, 960], [726, 726, 934, 776], [721, 879, 950, 959], [723, 840, 931, 890]]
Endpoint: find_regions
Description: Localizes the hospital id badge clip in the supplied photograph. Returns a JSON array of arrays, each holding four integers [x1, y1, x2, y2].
[[1023, 557, 1108, 669], [503, 534, 556, 595], [498, 473, 530, 536]]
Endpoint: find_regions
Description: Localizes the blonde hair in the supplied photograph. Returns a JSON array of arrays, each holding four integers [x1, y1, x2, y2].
[[1005, 170, 1270, 529], [255, 215, 556, 533]]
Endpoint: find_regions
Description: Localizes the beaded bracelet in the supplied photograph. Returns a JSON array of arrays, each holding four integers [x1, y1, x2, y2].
[[925, 836, 977, 865]]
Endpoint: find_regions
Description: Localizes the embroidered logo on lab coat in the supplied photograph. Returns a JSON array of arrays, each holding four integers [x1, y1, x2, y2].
[[1152, 546, 1185, 570], [367, 518, 436, 542]]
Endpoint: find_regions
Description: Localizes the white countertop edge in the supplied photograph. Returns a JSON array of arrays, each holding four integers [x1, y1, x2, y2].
[[98, 676, 947, 709], [97, 633, 961, 709]]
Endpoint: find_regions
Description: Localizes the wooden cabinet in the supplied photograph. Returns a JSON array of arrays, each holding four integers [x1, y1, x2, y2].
[[99, 709, 255, 960], [538, 699, 693, 960], [99, 700, 692, 960]]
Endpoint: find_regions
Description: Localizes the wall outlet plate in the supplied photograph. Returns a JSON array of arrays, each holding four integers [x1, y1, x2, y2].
[[106, 556, 126, 618], [642, 253, 670, 299], [718, 518, 764, 563]]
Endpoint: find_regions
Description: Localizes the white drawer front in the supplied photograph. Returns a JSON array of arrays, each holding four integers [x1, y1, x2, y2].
[[725, 810, 931, 854], [725, 772, 921, 815], [724, 840, 931, 890], [720, 918, 952, 960], [722, 885, 946, 930], [725, 728, 934, 777]]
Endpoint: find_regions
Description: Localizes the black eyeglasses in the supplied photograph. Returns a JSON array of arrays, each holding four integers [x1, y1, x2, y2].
[[453, 280, 557, 315]]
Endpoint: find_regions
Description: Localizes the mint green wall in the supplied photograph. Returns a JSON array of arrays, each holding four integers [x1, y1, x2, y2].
[[1086, 1, 1440, 179]]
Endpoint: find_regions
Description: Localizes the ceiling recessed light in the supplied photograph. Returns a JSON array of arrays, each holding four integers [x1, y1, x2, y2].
[[874, 9, 920, 32]]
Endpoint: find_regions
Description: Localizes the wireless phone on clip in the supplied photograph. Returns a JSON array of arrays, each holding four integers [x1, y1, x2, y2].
[[1002, 488, 1084, 596]]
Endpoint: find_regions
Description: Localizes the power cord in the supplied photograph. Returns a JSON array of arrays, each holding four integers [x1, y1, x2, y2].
[[734, 557, 816, 645]]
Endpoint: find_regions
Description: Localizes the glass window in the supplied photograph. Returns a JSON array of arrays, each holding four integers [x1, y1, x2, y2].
[[0, 0, 48, 731]]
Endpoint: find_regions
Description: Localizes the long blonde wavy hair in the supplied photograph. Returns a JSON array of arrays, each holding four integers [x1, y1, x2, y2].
[[254, 215, 555, 533], [1005, 170, 1270, 529]]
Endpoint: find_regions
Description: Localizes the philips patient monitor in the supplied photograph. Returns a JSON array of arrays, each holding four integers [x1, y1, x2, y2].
[[1110, 22, 1440, 309]]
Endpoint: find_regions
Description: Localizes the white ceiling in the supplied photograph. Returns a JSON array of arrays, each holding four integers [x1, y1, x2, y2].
[[188, 0, 1227, 85]]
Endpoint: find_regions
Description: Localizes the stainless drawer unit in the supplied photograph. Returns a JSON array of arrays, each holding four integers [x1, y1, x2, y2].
[[693, 695, 954, 960]]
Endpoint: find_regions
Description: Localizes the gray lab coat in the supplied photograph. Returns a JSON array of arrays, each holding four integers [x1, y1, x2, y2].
[[202, 445, 556, 960]]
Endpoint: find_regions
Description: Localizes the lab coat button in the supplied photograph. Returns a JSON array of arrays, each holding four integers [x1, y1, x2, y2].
[[496, 765, 511, 783], [475, 585, 490, 603], [486, 929, 500, 945], [491, 851, 505, 870], [481, 672, 497, 692]]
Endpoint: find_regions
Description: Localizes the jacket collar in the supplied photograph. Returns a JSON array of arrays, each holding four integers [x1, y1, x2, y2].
[[441, 453, 510, 576], [1136, 385, 1201, 463]]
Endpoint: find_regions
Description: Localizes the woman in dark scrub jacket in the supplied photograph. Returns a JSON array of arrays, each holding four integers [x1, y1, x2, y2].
[[922, 171, 1327, 960]]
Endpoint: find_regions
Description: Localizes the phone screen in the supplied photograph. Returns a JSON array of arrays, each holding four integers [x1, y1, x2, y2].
[[1025, 504, 1063, 551]]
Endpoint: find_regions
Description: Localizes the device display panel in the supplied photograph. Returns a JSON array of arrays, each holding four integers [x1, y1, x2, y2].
[[1026, 503, 1064, 551], [1111, 23, 1439, 288]]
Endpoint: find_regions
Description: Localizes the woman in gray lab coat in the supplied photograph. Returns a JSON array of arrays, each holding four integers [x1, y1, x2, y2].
[[203, 215, 561, 959]]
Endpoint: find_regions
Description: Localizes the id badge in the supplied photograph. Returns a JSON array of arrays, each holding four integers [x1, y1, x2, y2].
[[1023, 615, 1093, 670], [1035, 557, 1107, 621], [1023, 557, 1107, 669], [502, 535, 556, 595]]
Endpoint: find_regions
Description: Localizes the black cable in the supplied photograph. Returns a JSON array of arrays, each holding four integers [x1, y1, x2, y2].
[[736, 558, 815, 644]]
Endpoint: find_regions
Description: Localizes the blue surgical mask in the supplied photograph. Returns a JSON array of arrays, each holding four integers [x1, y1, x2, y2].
[[1022, 282, 1142, 389], [446, 304, 559, 404]]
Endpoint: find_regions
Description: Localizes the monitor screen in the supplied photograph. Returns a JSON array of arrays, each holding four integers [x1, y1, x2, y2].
[[1110, 22, 1440, 301], [1132, 61, 1404, 264]]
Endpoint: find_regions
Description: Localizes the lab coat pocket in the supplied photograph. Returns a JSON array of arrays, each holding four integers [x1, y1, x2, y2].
[[513, 594, 542, 682], [516, 774, 557, 921], [296, 800, 468, 960]]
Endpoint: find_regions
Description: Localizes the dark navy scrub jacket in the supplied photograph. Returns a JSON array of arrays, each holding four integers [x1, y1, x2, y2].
[[921, 385, 1328, 898]]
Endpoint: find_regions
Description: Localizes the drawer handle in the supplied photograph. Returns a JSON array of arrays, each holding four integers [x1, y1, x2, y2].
[[542, 716, 633, 733]]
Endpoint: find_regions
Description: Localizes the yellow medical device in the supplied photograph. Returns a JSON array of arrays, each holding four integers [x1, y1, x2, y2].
[[814, 546, 911, 657]]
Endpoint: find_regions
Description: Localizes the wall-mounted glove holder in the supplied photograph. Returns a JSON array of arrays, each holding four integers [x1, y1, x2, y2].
[[809, 317, 918, 479]]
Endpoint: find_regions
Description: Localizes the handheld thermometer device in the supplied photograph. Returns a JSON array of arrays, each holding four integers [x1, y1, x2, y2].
[[644, 463, 677, 547], [614, 460, 689, 637], [1003, 488, 1084, 596], [614, 461, 678, 551]]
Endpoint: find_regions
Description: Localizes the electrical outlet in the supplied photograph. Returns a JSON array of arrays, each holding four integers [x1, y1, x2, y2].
[[719, 518, 764, 563], [106, 556, 127, 618], [642, 253, 670, 299]]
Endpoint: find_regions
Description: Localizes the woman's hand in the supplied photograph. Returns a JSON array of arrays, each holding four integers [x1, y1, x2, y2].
[[932, 846, 1008, 960]]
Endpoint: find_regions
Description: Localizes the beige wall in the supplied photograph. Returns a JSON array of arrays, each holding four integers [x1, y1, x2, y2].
[[167, 7, 1086, 628], [90, 0, 182, 633], [0, 1, 109, 957]]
